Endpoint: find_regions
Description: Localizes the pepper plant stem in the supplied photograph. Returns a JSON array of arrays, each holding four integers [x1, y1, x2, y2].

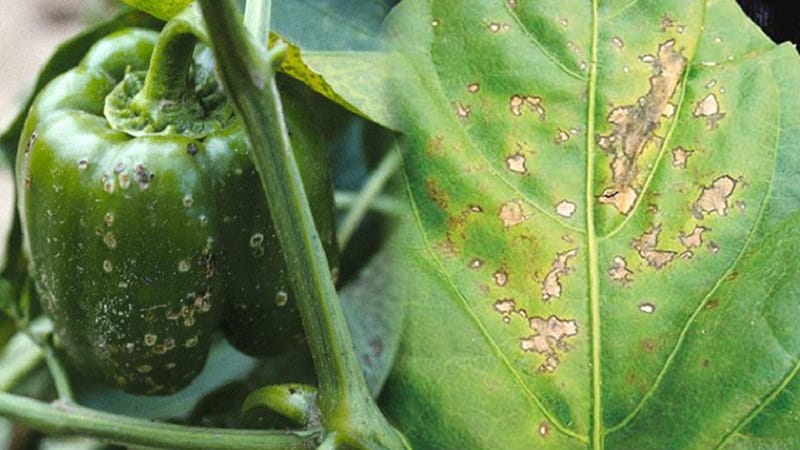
[[137, 10, 207, 103], [0, 393, 311, 450], [337, 146, 402, 249], [197, 1, 408, 448], [244, 0, 271, 45]]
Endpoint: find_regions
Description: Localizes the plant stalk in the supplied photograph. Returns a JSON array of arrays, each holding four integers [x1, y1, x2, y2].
[[197, 1, 408, 448], [244, 0, 271, 45], [337, 146, 402, 249], [136, 8, 207, 103], [0, 393, 311, 450]]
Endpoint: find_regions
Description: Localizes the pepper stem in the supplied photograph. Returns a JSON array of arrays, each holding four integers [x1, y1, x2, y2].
[[136, 31, 197, 102], [104, 5, 228, 138]]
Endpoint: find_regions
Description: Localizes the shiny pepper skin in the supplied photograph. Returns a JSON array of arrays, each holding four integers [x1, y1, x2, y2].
[[16, 29, 338, 394]]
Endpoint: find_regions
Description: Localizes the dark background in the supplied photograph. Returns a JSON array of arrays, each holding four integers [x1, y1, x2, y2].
[[737, 0, 800, 45]]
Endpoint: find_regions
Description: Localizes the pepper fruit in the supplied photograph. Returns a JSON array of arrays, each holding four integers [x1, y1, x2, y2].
[[16, 19, 338, 394]]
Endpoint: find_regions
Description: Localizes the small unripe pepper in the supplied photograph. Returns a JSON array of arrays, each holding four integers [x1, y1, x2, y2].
[[16, 16, 337, 394]]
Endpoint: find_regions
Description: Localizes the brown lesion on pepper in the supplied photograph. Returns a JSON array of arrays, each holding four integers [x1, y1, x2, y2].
[[693, 175, 736, 218], [498, 199, 527, 228], [693, 93, 725, 128], [505, 152, 527, 174], [520, 315, 579, 372], [671, 147, 693, 169], [597, 40, 687, 215], [541, 248, 578, 301], [631, 224, 677, 269], [608, 256, 633, 284], [424, 179, 449, 210], [25, 131, 37, 156], [509, 94, 545, 120], [679, 225, 708, 249]]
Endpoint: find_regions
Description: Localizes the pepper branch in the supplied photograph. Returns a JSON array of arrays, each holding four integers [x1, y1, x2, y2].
[[197, 0, 409, 448]]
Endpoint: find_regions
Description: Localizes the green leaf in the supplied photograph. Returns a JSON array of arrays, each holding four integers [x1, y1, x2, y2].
[[382, 0, 800, 448], [341, 246, 407, 397], [269, 0, 398, 129]]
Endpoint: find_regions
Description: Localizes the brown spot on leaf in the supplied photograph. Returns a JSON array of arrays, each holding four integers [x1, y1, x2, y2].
[[693, 94, 725, 128], [487, 22, 510, 33], [555, 129, 570, 144], [693, 175, 736, 218], [493, 270, 508, 287], [597, 40, 687, 215], [455, 102, 471, 120], [538, 421, 549, 437], [672, 147, 692, 169], [493, 298, 517, 317], [638, 302, 656, 314], [632, 224, 676, 269], [439, 236, 458, 257], [679, 225, 708, 249], [469, 258, 483, 269], [499, 200, 527, 227], [541, 249, 578, 301], [425, 179, 449, 210], [608, 256, 633, 284], [466, 83, 480, 93], [599, 186, 638, 214], [505, 153, 527, 174], [662, 102, 676, 118], [520, 315, 579, 372], [509, 95, 545, 119], [554, 200, 577, 218]]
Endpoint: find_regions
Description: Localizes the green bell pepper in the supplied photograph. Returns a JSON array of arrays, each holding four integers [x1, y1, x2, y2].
[[15, 23, 338, 394]]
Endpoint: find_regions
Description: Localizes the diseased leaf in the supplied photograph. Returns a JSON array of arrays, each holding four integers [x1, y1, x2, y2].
[[382, 0, 800, 448]]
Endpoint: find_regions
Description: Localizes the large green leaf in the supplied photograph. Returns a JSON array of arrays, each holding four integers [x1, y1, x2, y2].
[[270, 0, 398, 128], [381, 0, 800, 448]]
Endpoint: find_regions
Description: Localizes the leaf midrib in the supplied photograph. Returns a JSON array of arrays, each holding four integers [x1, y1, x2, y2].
[[586, 2, 603, 449]]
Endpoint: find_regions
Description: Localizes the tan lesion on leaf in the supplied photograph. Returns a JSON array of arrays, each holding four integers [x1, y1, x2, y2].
[[439, 236, 458, 257], [520, 315, 579, 372], [466, 82, 480, 93], [505, 152, 527, 174], [541, 249, 578, 301], [538, 421, 550, 437], [608, 256, 633, 284], [671, 147, 693, 169], [499, 200, 528, 228], [679, 225, 708, 249], [493, 269, 508, 287], [693, 175, 737, 218], [493, 298, 516, 316], [631, 224, 677, 269], [425, 179, 449, 210], [487, 22, 510, 33], [455, 101, 471, 120], [509, 95, 545, 119], [555, 128, 570, 144], [597, 39, 687, 215], [693, 93, 725, 128], [554, 200, 577, 218]]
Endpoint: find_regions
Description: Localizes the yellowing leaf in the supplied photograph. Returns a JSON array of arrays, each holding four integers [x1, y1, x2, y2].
[[382, 0, 800, 448]]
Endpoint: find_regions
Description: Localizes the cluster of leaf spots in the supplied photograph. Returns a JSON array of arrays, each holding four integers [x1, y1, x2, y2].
[[597, 39, 687, 215], [387, 1, 796, 447]]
